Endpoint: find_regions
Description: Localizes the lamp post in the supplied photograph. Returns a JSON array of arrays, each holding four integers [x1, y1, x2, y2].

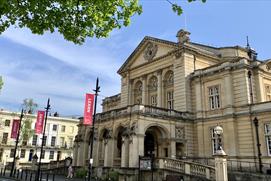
[[213, 125, 228, 181], [88, 78, 100, 181], [10, 109, 24, 177], [214, 125, 223, 152], [36, 99, 50, 181], [253, 117, 263, 173]]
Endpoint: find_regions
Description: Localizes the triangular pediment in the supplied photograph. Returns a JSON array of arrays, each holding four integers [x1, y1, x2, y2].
[[259, 59, 271, 72], [118, 36, 177, 74]]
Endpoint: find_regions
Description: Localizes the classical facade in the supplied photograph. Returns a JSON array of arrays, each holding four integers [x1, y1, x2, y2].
[[0, 110, 79, 167], [73, 30, 271, 172]]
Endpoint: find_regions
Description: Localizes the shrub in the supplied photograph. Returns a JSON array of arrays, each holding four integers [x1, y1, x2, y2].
[[75, 168, 88, 178]]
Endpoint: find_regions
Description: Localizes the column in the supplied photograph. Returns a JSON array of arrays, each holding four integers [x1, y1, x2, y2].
[[121, 137, 129, 167], [195, 80, 203, 118], [129, 134, 144, 167], [224, 72, 234, 114], [103, 140, 109, 167], [157, 70, 162, 107], [128, 79, 134, 105], [170, 140, 176, 159], [142, 76, 147, 105]]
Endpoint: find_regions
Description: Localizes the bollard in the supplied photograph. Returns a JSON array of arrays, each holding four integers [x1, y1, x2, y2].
[[25, 169, 28, 180], [1, 168, 2, 176], [52, 173, 55, 181], [20, 169, 23, 180], [3, 166, 6, 176], [46, 172, 49, 181], [40, 172, 43, 181], [30, 172, 33, 181], [16, 169, 19, 178]]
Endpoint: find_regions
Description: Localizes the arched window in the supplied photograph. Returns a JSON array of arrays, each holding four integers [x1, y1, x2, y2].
[[164, 71, 174, 110], [134, 81, 142, 104], [148, 76, 158, 107]]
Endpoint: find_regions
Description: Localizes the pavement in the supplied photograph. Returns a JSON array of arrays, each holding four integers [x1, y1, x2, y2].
[[0, 175, 88, 181]]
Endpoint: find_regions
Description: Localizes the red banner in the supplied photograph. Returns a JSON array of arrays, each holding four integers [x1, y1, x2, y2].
[[35, 111, 45, 134], [11, 119, 20, 139], [84, 93, 94, 125]]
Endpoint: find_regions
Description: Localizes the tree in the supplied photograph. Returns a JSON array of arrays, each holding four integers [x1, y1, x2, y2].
[[0, 0, 205, 45], [22, 98, 38, 114], [20, 116, 35, 146]]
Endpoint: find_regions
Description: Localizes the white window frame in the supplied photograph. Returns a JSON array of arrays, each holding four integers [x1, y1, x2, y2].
[[265, 84, 271, 101], [265, 123, 271, 156], [150, 95, 157, 107], [167, 91, 174, 110], [208, 85, 220, 110], [49, 151, 54, 160]]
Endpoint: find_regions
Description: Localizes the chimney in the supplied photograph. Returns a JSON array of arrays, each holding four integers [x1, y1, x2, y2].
[[176, 29, 190, 44]]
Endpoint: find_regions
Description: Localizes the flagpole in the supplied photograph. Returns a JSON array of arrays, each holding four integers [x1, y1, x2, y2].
[[10, 108, 24, 177], [88, 78, 100, 181], [36, 98, 50, 181]]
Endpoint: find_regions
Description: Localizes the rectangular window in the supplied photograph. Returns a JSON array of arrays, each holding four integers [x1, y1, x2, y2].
[[59, 137, 65, 147], [10, 149, 15, 158], [42, 136, 47, 146], [61, 125, 66, 132], [2, 132, 8, 144], [49, 151, 54, 160], [32, 135, 38, 146], [69, 138, 73, 148], [209, 86, 220, 110], [52, 125, 57, 131], [20, 149, 26, 158], [41, 150, 45, 159], [265, 123, 271, 155], [5, 120, 10, 127], [150, 95, 157, 107], [51, 136, 56, 147], [167, 91, 174, 110], [265, 85, 271, 101]]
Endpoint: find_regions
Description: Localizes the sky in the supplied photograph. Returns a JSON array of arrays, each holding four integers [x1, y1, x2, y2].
[[0, 0, 270, 117]]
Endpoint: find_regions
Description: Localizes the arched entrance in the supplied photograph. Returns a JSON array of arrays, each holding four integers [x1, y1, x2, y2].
[[144, 125, 169, 158]]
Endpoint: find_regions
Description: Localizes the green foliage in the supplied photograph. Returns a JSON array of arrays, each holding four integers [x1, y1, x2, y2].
[[75, 168, 88, 178], [0, 0, 142, 44], [20, 116, 35, 144], [108, 170, 119, 181], [0, 76, 3, 91], [171, 0, 206, 15], [22, 98, 38, 114]]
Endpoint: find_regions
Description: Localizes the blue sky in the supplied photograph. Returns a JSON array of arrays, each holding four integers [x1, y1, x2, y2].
[[0, 0, 270, 116]]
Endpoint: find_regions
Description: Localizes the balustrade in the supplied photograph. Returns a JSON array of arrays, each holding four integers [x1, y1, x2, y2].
[[155, 158, 215, 180]]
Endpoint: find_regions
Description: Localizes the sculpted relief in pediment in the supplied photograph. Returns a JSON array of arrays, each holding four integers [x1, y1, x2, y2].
[[144, 42, 158, 61]]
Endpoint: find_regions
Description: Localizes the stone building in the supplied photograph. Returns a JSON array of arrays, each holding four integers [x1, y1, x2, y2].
[[0, 110, 79, 167], [73, 29, 271, 174]]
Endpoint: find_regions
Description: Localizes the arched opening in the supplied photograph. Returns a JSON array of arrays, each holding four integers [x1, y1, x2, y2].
[[134, 80, 142, 104], [144, 125, 169, 158], [148, 76, 158, 107], [163, 70, 174, 110], [116, 126, 125, 158], [144, 132, 156, 157]]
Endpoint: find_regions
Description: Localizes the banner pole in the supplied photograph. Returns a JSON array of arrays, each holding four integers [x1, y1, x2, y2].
[[10, 108, 24, 177], [88, 78, 100, 181], [36, 98, 50, 181]]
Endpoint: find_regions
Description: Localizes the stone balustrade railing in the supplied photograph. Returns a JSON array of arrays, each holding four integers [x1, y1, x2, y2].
[[96, 105, 193, 122], [155, 158, 215, 180]]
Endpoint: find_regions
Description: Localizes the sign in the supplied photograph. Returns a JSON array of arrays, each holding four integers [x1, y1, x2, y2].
[[83, 93, 94, 125], [35, 111, 45, 134], [11, 119, 20, 139], [139, 159, 152, 170]]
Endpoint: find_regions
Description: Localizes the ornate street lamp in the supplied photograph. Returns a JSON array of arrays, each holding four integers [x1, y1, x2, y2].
[[214, 125, 225, 155]]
